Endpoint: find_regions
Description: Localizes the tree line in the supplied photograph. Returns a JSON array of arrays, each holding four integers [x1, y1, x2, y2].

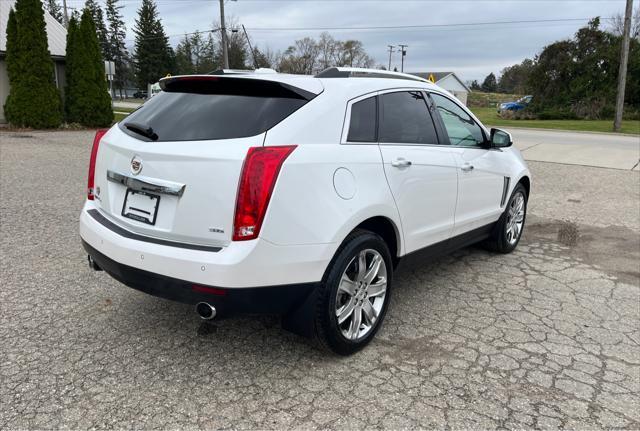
[[43, 0, 378, 95], [5, 0, 112, 128], [469, 15, 639, 120]]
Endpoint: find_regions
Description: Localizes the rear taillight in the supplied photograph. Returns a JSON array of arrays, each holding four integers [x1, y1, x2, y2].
[[87, 129, 108, 200], [233, 145, 296, 241]]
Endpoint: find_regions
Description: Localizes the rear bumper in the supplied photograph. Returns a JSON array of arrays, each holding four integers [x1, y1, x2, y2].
[[83, 240, 318, 316], [79, 202, 336, 288]]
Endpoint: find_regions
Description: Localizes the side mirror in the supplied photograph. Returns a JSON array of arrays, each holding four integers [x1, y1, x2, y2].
[[490, 128, 513, 148]]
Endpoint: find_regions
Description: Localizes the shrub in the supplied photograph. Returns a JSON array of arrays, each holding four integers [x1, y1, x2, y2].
[[64, 9, 113, 127], [537, 109, 578, 120], [4, 0, 63, 128]]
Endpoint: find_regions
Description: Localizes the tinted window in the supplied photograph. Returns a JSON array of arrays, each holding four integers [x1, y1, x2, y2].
[[431, 93, 485, 147], [120, 90, 307, 142], [379, 91, 438, 145], [347, 96, 377, 142]]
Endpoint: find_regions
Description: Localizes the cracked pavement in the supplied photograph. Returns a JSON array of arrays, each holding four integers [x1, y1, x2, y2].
[[1, 130, 639, 429]]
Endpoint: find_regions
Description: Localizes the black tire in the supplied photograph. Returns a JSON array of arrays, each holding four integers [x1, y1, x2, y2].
[[484, 183, 528, 253], [314, 229, 393, 355]]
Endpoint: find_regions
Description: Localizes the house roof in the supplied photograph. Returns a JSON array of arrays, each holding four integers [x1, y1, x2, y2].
[[0, 0, 67, 58], [409, 72, 471, 92]]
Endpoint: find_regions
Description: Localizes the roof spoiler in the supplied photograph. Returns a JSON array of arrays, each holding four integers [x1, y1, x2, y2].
[[158, 75, 317, 101]]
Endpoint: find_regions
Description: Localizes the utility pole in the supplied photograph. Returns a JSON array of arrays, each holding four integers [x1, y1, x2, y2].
[[387, 45, 395, 70], [398, 44, 408, 72], [614, 0, 633, 132], [219, 0, 229, 69], [62, 0, 69, 27], [242, 25, 259, 69]]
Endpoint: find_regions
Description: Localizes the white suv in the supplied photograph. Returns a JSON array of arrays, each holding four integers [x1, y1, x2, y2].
[[80, 67, 531, 355]]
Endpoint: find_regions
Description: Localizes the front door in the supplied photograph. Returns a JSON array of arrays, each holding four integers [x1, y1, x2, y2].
[[429, 92, 507, 236]]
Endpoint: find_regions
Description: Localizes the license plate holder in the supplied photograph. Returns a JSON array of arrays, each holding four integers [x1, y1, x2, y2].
[[121, 189, 160, 225]]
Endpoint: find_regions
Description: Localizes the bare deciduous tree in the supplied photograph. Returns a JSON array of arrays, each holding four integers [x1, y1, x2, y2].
[[609, 7, 640, 39]]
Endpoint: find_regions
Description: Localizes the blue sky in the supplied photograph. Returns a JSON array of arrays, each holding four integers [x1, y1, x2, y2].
[[66, 0, 632, 81]]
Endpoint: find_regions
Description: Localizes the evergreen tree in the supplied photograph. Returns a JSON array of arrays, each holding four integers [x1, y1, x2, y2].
[[45, 0, 64, 25], [175, 34, 195, 74], [4, 0, 62, 128], [133, 0, 172, 88], [64, 16, 80, 121], [469, 80, 481, 91], [481, 72, 498, 92], [65, 10, 113, 126], [175, 32, 216, 74], [105, 0, 129, 97], [5, 8, 18, 82], [84, 0, 108, 59]]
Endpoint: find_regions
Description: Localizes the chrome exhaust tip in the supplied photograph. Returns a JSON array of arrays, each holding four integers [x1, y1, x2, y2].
[[88, 255, 102, 271], [195, 302, 217, 320]]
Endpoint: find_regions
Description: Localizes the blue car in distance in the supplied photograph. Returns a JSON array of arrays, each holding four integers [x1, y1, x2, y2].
[[498, 95, 533, 113]]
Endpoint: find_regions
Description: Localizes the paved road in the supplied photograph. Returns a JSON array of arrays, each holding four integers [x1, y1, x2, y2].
[[506, 128, 640, 170], [1, 130, 639, 429], [113, 100, 143, 110]]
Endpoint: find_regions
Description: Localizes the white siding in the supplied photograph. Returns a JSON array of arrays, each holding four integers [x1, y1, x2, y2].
[[436, 75, 469, 105]]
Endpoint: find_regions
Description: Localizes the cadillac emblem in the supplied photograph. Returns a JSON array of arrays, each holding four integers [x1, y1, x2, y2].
[[131, 155, 143, 175]]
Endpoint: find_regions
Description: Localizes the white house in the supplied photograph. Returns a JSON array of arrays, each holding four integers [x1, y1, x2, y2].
[[0, 0, 67, 123], [410, 72, 471, 105]]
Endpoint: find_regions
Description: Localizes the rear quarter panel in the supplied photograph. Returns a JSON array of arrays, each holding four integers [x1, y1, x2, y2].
[[259, 142, 403, 255]]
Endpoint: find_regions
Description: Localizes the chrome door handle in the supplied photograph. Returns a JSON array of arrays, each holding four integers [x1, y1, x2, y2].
[[461, 163, 474, 172], [391, 158, 412, 168]]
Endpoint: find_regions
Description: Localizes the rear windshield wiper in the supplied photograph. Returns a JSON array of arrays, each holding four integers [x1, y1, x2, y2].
[[124, 122, 158, 141]]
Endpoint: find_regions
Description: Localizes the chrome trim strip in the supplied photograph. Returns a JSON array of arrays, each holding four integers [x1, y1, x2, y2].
[[87, 209, 221, 252], [501, 177, 511, 207], [107, 170, 186, 197]]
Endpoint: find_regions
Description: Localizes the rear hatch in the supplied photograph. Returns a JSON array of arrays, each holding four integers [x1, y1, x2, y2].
[[93, 75, 321, 247]]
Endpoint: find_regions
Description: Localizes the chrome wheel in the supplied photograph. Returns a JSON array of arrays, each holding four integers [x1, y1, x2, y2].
[[335, 249, 387, 341], [506, 191, 525, 245]]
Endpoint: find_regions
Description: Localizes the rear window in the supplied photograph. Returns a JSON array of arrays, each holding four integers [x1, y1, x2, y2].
[[119, 79, 311, 142]]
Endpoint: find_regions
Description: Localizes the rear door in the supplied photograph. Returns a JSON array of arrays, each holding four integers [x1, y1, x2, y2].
[[429, 92, 508, 236], [376, 90, 459, 253], [93, 76, 317, 247]]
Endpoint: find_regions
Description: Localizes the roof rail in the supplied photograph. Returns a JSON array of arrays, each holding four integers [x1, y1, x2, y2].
[[315, 67, 429, 83], [208, 69, 254, 75], [207, 68, 278, 75]]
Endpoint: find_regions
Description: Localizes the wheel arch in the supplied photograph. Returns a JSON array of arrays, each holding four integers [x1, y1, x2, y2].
[[353, 216, 401, 261], [517, 175, 531, 198]]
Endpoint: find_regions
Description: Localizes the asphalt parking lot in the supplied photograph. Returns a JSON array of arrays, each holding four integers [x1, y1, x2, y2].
[[1, 130, 639, 429]]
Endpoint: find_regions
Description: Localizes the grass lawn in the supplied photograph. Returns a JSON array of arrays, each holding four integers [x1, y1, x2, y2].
[[113, 106, 136, 123], [471, 107, 640, 135]]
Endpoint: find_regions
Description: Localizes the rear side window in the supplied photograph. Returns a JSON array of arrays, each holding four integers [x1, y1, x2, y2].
[[379, 91, 439, 145], [347, 96, 377, 142], [120, 80, 310, 142]]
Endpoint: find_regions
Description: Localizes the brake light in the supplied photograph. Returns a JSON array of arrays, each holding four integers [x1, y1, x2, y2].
[[233, 146, 297, 241], [87, 129, 108, 200]]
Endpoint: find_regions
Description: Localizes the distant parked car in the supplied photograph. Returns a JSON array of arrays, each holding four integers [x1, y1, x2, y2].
[[498, 95, 533, 113], [132, 91, 147, 99]]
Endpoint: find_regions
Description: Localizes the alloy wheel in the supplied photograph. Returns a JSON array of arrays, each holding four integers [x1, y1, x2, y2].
[[335, 249, 387, 341], [506, 191, 525, 245]]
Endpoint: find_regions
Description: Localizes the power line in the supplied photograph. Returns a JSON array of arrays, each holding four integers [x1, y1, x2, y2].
[[246, 17, 613, 31], [124, 16, 612, 42]]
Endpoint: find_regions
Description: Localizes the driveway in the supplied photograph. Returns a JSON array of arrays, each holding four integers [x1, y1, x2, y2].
[[1, 130, 638, 429]]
